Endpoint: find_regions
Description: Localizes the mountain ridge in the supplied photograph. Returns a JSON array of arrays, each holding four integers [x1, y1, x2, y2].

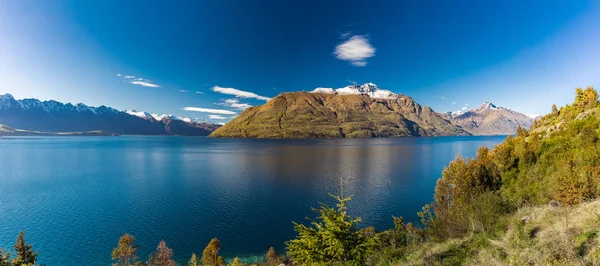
[[0, 93, 220, 136], [210, 84, 471, 138], [443, 101, 535, 135]]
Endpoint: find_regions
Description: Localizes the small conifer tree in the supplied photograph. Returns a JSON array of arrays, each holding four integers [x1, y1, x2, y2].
[[13, 231, 38, 265]]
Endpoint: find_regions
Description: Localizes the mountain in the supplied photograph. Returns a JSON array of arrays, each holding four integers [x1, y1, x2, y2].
[[0, 94, 220, 136], [210, 83, 470, 138], [445, 101, 534, 135]]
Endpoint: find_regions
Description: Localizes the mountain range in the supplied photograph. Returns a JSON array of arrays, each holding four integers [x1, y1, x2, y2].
[[441, 101, 535, 135], [211, 83, 537, 138], [0, 85, 536, 138], [210, 83, 471, 138], [0, 93, 220, 136]]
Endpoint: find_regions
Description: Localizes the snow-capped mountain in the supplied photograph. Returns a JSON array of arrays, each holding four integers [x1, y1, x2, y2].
[[310, 83, 399, 99], [445, 101, 534, 135], [126, 110, 157, 121], [126, 110, 211, 125], [0, 94, 220, 135]]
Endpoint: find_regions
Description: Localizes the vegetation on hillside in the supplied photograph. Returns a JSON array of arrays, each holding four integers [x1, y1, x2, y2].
[[1, 87, 598, 265], [209, 92, 470, 138]]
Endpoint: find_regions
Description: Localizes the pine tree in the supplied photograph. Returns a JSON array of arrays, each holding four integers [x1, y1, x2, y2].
[[112, 233, 138, 266], [201, 238, 224, 266], [147, 241, 174, 266], [265, 246, 279, 265], [13, 231, 38, 265], [285, 193, 374, 265], [0, 248, 12, 266], [188, 253, 199, 266]]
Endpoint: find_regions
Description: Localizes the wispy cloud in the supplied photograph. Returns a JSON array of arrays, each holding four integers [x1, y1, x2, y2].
[[119, 75, 161, 88], [208, 115, 227, 120], [441, 96, 446, 100], [334, 35, 376, 67], [219, 99, 252, 110], [196, 91, 204, 94], [452, 101, 457, 105], [183, 107, 236, 115], [179, 90, 188, 93], [130, 80, 161, 88], [211, 86, 270, 101]]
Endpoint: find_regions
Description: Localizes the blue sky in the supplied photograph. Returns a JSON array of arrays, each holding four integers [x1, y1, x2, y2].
[[1, 1, 599, 121]]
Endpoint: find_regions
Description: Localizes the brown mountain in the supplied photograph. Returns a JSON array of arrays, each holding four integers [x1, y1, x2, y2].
[[209, 84, 470, 138], [446, 102, 534, 135]]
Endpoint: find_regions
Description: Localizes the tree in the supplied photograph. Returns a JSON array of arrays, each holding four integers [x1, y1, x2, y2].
[[286, 193, 374, 265], [226, 257, 244, 266], [147, 241, 174, 266], [575, 86, 598, 110], [552, 104, 559, 115], [201, 238, 224, 266], [13, 231, 38, 265], [112, 233, 138, 266], [0, 248, 11, 266], [188, 253, 199, 266], [265, 246, 279, 265]]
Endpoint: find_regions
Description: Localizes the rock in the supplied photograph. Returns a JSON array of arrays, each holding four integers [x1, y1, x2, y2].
[[521, 215, 531, 224], [549, 200, 561, 208]]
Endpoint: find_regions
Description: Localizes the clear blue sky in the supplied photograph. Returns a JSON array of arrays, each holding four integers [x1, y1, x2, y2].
[[1, 1, 599, 121]]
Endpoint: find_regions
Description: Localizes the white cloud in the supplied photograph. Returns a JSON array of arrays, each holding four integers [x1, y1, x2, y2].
[[440, 96, 446, 100], [452, 101, 457, 104], [208, 115, 227, 120], [196, 91, 204, 94], [461, 106, 468, 111], [183, 107, 236, 115], [211, 86, 270, 101], [219, 98, 252, 110], [119, 74, 161, 88], [179, 90, 188, 93], [334, 35, 376, 67], [130, 80, 161, 88]]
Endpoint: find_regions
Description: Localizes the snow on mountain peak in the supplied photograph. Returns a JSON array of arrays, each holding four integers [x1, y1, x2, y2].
[[126, 110, 156, 121], [310, 83, 398, 99]]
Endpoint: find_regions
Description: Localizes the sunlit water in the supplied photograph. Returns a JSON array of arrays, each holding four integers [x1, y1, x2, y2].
[[0, 136, 506, 265]]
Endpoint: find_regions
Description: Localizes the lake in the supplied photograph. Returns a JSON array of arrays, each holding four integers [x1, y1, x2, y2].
[[0, 136, 506, 265]]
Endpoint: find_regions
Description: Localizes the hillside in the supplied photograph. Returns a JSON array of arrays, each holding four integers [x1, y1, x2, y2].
[[0, 94, 220, 136], [444, 102, 534, 135], [210, 83, 470, 138]]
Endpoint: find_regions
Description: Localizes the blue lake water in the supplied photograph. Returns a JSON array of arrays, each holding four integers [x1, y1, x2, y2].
[[0, 136, 506, 265]]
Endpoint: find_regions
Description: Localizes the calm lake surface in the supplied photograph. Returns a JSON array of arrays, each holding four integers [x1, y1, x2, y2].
[[0, 136, 506, 265]]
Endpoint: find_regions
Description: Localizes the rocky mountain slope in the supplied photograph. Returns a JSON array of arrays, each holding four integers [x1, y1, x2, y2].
[[0, 94, 220, 135], [444, 102, 534, 135], [210, 83, 470, 138]]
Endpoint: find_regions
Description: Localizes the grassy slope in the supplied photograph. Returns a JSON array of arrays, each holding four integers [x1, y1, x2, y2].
[[210, 92, 470, 138], [398, 199, 600, 266]]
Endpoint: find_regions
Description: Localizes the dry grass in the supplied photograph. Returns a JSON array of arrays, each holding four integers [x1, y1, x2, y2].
[[395, 200, 600, 266]]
